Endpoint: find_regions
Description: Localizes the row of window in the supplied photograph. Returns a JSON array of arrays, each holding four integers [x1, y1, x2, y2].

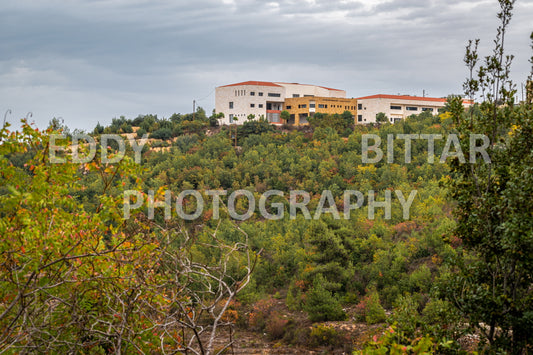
[[390, 105, 435, 111], [237, 91, 282, 97], [284, 104, 358, 110], [291, 94, 315, 98], [230, 101, 268, 109]]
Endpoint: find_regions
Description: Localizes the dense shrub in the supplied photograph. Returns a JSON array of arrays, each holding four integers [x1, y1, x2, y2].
[[150, 127, 172, 140], [136, 127, 147, 138], [248, 297, 275, 331], [360, 289, 386, 325], [265, 312, 289, 340], [309, 324, 343, 348], [390, 294, 420, 338], [304, 275, 346, 322]]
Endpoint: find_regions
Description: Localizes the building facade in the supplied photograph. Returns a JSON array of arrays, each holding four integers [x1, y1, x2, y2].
[[215, 82, 473, 126], [355, 94, 473, 123], [215, 81, 350, 125], [284, 97, 358, 125]]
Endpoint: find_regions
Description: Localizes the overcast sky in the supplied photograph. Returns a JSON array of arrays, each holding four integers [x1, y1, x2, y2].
[[1, 0, 532, 131]]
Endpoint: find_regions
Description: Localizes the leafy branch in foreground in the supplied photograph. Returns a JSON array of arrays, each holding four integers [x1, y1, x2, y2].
[[0, 119, 254, 354], [444, 0, 533, 353]]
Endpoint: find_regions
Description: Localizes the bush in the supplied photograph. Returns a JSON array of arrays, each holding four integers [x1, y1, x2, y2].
[[309, 324, 343, 348], [390, 294, 420, 338], [248, 297, 275, 331], [120, 123, 133, 133], [409, 264, 432, 293], [282, 324, 311, 346], [355, 325, 450, 354], [422, 298, 463, 341], [136, 127, 147, 138], [150, 128, 172, 140], [304, 275, 346, 322], [151, 140, 170, 148], [362, 289, 386, 325], [265, 312, 288, 340], [286, 279, 305, 311]]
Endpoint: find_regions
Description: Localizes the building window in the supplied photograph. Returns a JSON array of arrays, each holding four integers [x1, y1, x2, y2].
[[250, 92, 255, 96], [309, 103, 316, 108], [358, 104, 362, 110], [358, 115, 363, 122], [422, 107, 434, 112], [293, 94, 300, 98], [286, 105, 291, 109], [304, 95, 314, 97], [258, 104, 263, 108], [318, 104, 325, 108], [298, 104, 307, 108], [258, 92, 263, 96], [268, 93, 281, 97], [390, 105, 402, 110], [250, 103, 255, 108], [229, 114, 234, 122], [229, 102, 234, 109], [406, 106, 418, 111]]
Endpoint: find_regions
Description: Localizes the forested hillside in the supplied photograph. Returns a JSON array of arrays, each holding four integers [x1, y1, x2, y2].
[[1, 1, 532, 354]]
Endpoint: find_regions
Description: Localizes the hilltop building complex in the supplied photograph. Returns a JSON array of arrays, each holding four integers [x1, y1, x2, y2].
[[215, 81, 472, 125]]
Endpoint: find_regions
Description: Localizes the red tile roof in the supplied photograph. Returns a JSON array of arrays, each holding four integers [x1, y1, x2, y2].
[[220, 81, 282, 88], [274, 82, 344, 92], [356, 94, 473, 104], [318, 85, 344, 92]]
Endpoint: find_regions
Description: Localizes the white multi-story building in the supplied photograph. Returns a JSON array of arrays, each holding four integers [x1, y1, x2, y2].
[[215, 81, 346, 125], [355, 94, 473, 124]]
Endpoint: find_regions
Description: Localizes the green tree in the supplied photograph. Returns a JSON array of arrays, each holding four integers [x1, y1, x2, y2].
[[444, 1, 533, 352], [93, 121, 104, 134], [376, 112, 388, 123], [280, 110, 290, 123], [364, 288, 387, 325], [304, 274, 346, 322]]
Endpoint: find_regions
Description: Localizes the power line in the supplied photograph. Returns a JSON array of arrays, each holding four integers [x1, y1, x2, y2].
[[195, 87, 215, 102]]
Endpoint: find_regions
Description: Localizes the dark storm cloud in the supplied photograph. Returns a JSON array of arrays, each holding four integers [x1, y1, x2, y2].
[[0, 0, 531, 130]]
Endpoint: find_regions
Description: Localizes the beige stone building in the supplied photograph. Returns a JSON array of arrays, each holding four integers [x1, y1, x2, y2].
[[215, 82, 473, 126], [215, 81, 348, 125], [355, 94, 473, 123]]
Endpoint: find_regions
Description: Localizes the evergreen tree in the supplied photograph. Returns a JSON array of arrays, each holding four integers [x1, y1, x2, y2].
[[304, 274, 346, 322]]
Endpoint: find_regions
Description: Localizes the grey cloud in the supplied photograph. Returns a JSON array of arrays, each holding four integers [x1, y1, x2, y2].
[[0, 0, 531, 130]]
